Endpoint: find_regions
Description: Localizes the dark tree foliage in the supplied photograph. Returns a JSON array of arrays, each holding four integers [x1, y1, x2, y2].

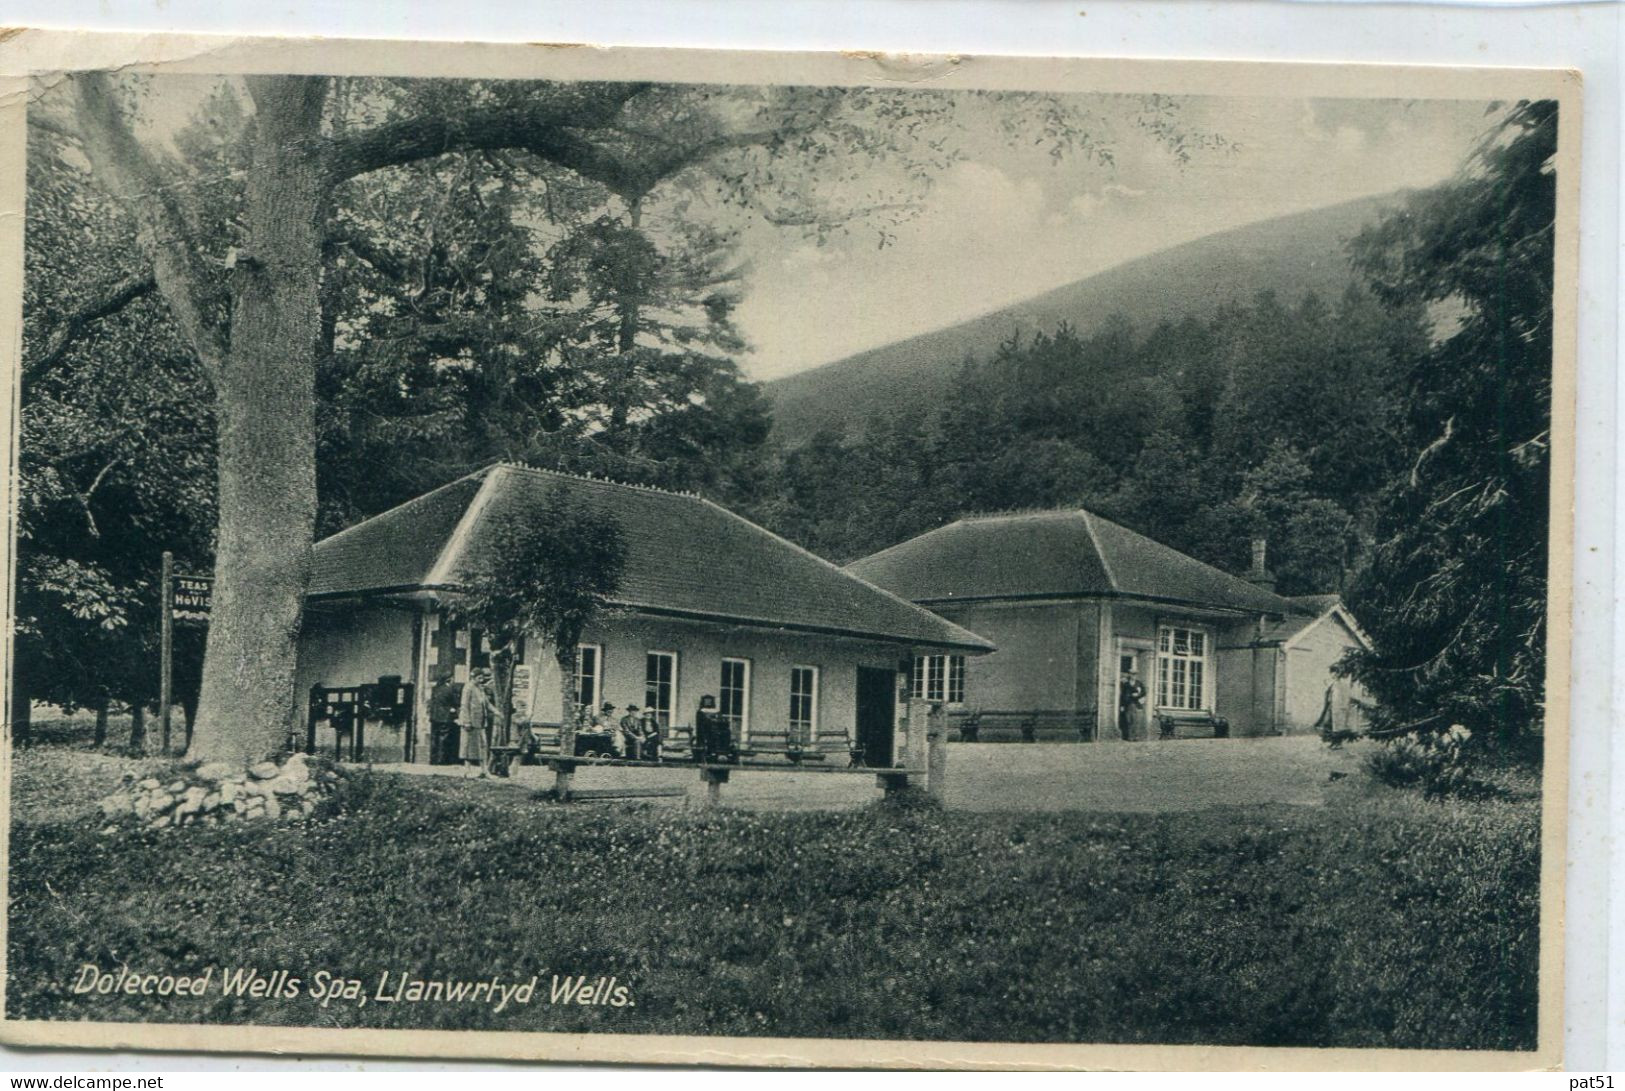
[[759, 287, 1427, 588], [17, 129, 217, 743], [1339, 101, 1557, 741], [314, 152, 773, 536]]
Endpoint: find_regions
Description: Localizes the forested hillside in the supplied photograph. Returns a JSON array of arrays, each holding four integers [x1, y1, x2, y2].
[[764, 193, 1403, 447], [753, 284, 1431, 597]]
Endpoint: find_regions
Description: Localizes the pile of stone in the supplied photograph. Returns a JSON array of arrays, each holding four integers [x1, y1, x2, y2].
[[97, 752, 342, 830]]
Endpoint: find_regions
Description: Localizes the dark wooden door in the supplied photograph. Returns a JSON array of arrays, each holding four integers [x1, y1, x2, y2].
[[855, 667, 896, 767]]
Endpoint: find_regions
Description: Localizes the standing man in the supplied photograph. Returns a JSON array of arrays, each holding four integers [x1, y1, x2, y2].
[[427, 668, 461, 766], [1118, 667, 1146, 741]]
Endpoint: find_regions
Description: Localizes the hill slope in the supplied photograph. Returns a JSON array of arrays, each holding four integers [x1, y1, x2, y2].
[[764, 193, 1402, 446]]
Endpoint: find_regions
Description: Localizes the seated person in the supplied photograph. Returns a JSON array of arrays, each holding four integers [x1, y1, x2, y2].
[[639, 708, 662, 762], [618, 704, 645, 760], [594, 702, 619, 754]]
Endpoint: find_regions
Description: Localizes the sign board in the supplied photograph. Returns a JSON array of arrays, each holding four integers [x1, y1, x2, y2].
[[171, 575, 212, 624], [510, 664, 532, 723]]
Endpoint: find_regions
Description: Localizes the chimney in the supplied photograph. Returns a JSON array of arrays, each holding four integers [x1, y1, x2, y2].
[[1248, 537, 1277, 592]]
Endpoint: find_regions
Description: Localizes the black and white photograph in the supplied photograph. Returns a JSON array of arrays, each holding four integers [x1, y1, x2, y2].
[[0, 34, 1576, 1069]]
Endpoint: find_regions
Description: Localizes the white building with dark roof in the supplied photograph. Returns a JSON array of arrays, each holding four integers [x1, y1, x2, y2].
[[847, 510, 1373, 740], [296, 463, 993, 766]]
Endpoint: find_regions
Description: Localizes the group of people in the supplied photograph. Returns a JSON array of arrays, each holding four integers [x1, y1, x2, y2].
[[576, 701, 663, 761], [426, 666, 498, 772], [426, 666, 742, 768]]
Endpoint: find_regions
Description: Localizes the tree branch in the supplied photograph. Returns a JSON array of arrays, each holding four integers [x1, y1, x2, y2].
[[70, 71, 226, 381], [26, 271, 156, 380], [321, 83, 653, 194], [326, 223, 410, 283]]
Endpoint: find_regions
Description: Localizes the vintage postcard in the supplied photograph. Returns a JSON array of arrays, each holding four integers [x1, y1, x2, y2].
[[0, 31, 1577, 1070]]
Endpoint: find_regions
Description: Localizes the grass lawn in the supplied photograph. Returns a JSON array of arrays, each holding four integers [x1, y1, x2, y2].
[[5, 734, 1541, 1050]]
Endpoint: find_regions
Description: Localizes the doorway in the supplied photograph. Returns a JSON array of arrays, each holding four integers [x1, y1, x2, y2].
[[1116, 643, 1152, 741], [855, 667, 896, 767]]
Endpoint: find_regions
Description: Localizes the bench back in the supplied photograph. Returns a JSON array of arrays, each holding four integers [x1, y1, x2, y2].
[[950, 709, 1098, 743]]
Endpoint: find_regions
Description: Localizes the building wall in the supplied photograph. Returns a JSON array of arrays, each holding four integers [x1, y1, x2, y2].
[[294, 603, 419, 762], [1282, 613, 1371, 733], [528, 617, 903, 750], [925, 601, 1082, 712], [408, 609, 912, 758], [1215, 645, 1276, 737], [1113, 604, 1272, 736]]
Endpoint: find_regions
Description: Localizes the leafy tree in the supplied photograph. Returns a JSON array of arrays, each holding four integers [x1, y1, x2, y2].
[[42, 72, 1199, 763], [1341, 100, 1557, 741], [446, 489, 627, 751], [17, 125, 216, 749]]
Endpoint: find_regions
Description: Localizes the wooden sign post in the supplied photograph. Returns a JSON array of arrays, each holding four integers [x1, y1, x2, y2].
[[159, 551, 173, 754], [159, 557, 212, 755]]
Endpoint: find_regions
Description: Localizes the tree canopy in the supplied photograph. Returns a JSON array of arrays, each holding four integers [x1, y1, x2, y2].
[[27, 72, 1205, 762], [1339, 100, 1557, 742], [757, 286, 1428, 594]]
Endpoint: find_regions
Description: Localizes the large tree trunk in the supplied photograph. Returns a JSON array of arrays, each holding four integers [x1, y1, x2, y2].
[[128, 701, 146, 754], [189, 78, 329, 765], [93, 698, 109, 747]]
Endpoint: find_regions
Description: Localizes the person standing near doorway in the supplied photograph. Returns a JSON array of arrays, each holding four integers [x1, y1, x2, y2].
[[1118, 667, 1146, 741]]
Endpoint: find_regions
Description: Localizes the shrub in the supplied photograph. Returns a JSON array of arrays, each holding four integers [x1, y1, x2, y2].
[[1365, 724, 1490, 798]]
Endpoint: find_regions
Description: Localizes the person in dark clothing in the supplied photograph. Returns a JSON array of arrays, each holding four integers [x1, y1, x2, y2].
[[694, 694, 734, 764], [1118, 668, 1146, 741], [619, 704, 645, 760], [427, 668, 462, 765]]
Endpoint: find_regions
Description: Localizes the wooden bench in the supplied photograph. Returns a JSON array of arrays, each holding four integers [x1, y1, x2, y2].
[[1156, 710, 1231, 739], [951, 709, 1098, 743]]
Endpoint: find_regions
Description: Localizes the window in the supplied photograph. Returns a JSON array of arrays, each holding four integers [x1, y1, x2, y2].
[[1156, 626, 1210, 711], [719, 658, 751, 741], [574, 644, 603, 708], [789, 666, 819, 744], [910, 654, 966, 703], [644, 652, 677, 729]]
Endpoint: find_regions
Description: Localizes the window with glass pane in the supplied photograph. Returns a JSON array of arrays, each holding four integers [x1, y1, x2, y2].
[[910, 654, 967, 704], [1155, 626, 1209, 710], [720, 658, 749, 738], [789, 666, 818, 743], [644, 652, 676, 728], [574, 644, 601, 708]]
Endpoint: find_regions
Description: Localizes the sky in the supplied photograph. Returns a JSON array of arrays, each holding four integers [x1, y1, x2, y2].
[[41, 76, 1498, 386], [726, 94, 1498, 382]]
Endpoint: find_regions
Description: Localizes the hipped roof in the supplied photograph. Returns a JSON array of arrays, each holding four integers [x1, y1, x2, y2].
[[846, 509, 1305, 617], [310, 463, 993, 652]]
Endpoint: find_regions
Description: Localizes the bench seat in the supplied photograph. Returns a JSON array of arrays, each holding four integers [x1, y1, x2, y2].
[[1155, 710, 1231, 739], [949, 709, 1098, 743]]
